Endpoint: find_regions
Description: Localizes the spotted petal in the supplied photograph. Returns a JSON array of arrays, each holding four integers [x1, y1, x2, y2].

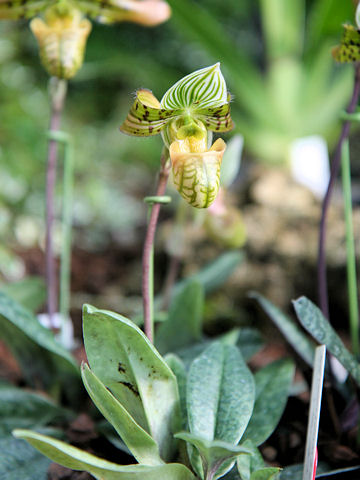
[[120, 89, 180, 137], [0, 0, 54, 20], [332, 24, 360, 63], [197, 94, 234, 133], [161, 63, 228, 111]]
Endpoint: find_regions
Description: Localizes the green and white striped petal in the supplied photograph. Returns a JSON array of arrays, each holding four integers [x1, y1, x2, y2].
[[120, 89, 180, 137], [161, 63, 228, 111]]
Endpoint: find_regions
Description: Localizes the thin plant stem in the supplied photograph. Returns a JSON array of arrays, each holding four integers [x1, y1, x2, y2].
[[341, 139, 359, 355], [142, 151, 171, 342], [318, 65, 360, 319], [45, 77, 67, 330]]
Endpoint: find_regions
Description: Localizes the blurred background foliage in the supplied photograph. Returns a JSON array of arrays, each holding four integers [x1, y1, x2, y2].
[[0, 0, 357, 281]]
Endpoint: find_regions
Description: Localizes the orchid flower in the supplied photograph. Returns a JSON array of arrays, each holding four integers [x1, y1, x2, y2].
[[120, 64, 234, 208]]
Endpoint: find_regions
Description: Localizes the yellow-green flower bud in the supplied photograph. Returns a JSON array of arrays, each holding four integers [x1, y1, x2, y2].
[[30, 7, 91, 79]]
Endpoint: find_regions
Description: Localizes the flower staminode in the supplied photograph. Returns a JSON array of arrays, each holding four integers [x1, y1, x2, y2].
[[120, 64, 234, 208]]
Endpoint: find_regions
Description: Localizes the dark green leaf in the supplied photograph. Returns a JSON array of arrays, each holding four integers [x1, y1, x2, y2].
[[252, 292, 315, 367], [156, 281, 204, 355], [242, 359, 295, 446], [0, 292, 79, 398], [293, 297, 360, 385], [165, 354, 188, 429], [83, 304, 181, 461], [0, 383, 72, 435], [13, 430, 196, 480], [0, 276, 46, 312], [237, 328, 264, 362]]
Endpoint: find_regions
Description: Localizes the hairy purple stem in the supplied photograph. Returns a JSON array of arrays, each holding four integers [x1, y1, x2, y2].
[[143, 154, 170, 342], [318, 65, 360, 319], [45, 78, 67, 330]]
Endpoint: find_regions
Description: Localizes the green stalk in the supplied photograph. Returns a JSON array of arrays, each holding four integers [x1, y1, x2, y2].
[[341, 139, 359, 355], [47, 129, 74, 332]]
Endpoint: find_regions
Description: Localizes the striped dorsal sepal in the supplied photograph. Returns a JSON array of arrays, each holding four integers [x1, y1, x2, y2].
[[197, 95, 234, 133], [170, 138, 226, 209], [332, 24, 360, 63], [120, 89, 180, 137], [161, 63, 228, 111]]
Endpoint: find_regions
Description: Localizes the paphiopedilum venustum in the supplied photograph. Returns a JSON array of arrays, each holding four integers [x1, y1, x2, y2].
[[120, 63, 234, 208], [0, 0, 171, 79]]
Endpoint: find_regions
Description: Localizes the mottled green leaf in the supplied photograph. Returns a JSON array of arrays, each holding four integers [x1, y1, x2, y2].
[[293, 297, 360, 385], [81, 363, 163, 465], [83, 304, 181, 461], [175, 432, 250, 480], [13, 430, 195, 480], [0, 434, 51, 480], [187, 342, 255, 444], [332, 25, 360, 63], [242, 359, 295, 446], [156, 281, 204, 355], [252, 292, 315, 367]]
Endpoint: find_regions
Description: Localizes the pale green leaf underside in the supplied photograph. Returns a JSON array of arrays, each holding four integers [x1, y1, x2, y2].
[[161, 63, 228, 110], [13, 430, 195, 480], [82, 304, 181, 461], [293, 297, 360, 385], [251, 292, 315, 367], [242, 359, 295, 446], [187, 342, 255, 444], [81, 364, 163, 466]]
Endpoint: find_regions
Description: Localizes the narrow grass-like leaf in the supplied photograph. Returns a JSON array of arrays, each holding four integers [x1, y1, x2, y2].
[[187, 342, 255, 444], [81, 364, 163, 465], [156, 281, 204, 355], [83, 305, 181, 461], [13, 430, 195, 480], [252, 292, 315, 367], [175, 432, 250, 480], [293, 296, 360, 385], [242, 359, 295, 446]]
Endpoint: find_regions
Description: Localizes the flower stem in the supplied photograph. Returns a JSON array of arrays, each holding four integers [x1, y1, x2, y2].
[[317, 65, 360, 320], [142, 151, 171, 342], [341, 139, 359, 355], [45, 77, 67, 330]]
